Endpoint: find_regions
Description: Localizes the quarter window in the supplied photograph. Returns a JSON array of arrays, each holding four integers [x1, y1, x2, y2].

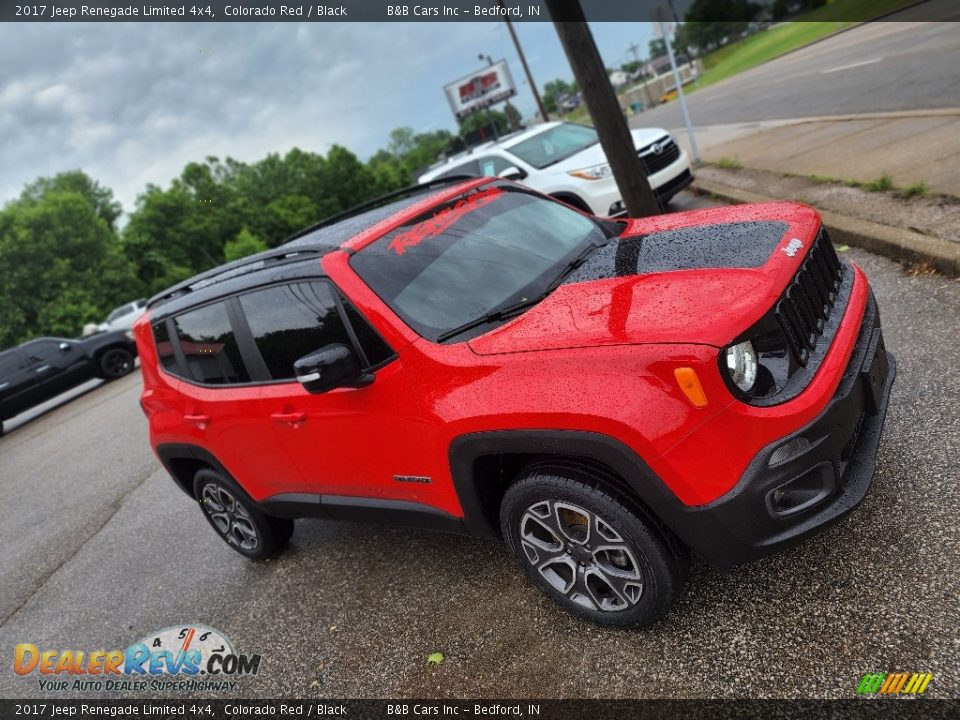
[[171, 302, 250, 385], [152, 322, 179, 373]]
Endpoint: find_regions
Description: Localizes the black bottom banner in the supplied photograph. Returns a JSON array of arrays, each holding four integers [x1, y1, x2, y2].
[[2, 700, 959, 720]]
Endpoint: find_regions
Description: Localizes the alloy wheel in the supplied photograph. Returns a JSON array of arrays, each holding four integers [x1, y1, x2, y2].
[[201, 484, 260, 552], [518, 500, 644, 612]]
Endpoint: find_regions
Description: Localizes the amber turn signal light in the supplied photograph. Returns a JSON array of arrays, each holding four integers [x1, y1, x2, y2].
[[674, 367, 708, 408]]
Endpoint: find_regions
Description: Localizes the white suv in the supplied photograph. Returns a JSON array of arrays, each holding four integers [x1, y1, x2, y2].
[[418, 122, 693, 215], [98, 298, 147, 334]]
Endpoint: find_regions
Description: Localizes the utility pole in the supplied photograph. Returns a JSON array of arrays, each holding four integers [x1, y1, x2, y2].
[[499, 1, 550, 123], [544, 0, 660, 217]]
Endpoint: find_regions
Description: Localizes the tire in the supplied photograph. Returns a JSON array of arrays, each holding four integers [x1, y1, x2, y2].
[[193, 468, 294, 560], [500, 467, 685, 628], [98, 347, 135, 379]]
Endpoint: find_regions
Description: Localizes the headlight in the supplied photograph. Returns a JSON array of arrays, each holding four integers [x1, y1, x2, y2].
[[725, 340, 757, 392], [568, 163, 612, 181], [124, 330, 136, 341]]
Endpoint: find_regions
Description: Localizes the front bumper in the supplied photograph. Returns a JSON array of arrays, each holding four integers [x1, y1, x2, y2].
[[672, 291, 896, 567]]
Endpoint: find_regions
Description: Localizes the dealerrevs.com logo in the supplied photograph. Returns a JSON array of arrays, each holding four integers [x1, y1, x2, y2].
[[13, 625, 261, 693]]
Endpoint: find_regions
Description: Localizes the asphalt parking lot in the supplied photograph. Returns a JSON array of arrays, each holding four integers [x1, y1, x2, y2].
[[1, 204, 957, 699]]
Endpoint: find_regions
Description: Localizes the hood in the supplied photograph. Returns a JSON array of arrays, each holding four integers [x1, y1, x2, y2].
[[533, 128, 671, 175], [468, 202, 823, 355]]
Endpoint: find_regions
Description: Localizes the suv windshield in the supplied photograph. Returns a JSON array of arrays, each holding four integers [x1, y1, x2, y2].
[[106, 304, 132, 322], [351, 185, 610, 341], [505, 123, 599, 169]]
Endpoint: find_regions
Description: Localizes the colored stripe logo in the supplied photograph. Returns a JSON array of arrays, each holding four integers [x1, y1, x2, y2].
[[857, 672, 933, 695]]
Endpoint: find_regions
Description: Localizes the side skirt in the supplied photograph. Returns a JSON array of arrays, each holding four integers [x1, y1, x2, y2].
[[259, 493, 467, 536]]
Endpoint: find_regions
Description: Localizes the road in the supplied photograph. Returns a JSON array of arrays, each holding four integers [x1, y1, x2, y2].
[[631, 18, 960, 132], [1, 234, 958, 699]]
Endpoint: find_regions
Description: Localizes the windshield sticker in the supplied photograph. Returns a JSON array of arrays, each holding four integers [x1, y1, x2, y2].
[[388, 186, 502, 256]]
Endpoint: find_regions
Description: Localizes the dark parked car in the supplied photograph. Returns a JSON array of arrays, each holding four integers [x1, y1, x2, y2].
[[0, 330, 138, 436]]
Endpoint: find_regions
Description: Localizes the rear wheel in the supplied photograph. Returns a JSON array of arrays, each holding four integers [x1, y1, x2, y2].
[[98, 347, 135, 379], [500, 468, 686, 628], [193, 468, 293, 560]]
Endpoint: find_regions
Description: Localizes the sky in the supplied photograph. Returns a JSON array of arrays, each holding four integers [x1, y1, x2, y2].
[[0, 20, 654, 214]]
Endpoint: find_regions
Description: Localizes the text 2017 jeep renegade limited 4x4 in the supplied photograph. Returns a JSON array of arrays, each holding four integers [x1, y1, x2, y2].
[[136, 178, 895, 627]]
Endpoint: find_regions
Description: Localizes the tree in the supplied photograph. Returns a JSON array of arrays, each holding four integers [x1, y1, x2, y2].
[[680, 0, 763, 52], [542, 78, 576, 115], [224, 228, 268, 261], [504, 101, 522, 130], [0, 184, 138, 345], [458, 109, 509, 140], [649, 38, 667, 59], [18, 170, 123, 230]]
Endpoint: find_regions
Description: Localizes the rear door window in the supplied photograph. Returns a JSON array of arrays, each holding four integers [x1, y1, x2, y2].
[[476, 156, 512, 176], [171, 302, 250, 385]]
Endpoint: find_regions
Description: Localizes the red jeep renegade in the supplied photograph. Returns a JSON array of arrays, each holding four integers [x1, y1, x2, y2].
[[136, 178, 895, 627]]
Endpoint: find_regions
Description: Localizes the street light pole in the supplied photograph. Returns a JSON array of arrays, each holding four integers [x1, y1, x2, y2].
[[499, 2, 550, 123], [656, 7, 700, 165], [544, 0, 660, 217]]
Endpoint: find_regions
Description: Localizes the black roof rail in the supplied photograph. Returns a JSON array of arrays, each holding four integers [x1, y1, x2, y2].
[[146, 245, 331, 309], [281, 174, 481, 245]]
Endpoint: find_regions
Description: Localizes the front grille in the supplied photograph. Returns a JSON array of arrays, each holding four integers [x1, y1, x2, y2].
[[775, 229, 845, 366], [639, 138, 680, 175]]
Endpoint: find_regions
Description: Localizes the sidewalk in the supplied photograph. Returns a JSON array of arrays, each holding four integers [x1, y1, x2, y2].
[[673, 110, 960, 196], [667, 110, 960, 275]]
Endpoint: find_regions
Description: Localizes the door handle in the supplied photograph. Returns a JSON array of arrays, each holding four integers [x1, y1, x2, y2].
[[270, 411, 306, 425], [184, 414, 211, 429], [34, 365, 51, 374]]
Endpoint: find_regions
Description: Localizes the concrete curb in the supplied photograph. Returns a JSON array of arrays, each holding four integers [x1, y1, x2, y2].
[[691, 178, 960, 277]]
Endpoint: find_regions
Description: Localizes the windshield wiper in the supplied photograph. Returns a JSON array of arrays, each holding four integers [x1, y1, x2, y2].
[[436, 296, 544, 343], [435, 239, 607, 343]]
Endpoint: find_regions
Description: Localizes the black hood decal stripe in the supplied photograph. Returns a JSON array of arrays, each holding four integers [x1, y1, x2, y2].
[[566, 221, 790, 283]]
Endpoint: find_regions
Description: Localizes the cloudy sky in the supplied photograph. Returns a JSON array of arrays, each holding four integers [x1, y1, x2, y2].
[[0, 20, 654, 214]]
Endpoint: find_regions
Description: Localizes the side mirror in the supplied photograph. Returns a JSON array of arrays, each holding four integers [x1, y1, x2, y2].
[[58, 342, 71, 352], [498, 166, 527, 181], [294, 343, 373, 394]]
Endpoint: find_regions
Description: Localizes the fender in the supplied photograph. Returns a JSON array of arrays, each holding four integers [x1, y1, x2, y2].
[[155, 443, 233, 497], [448, 429, 694, 539]]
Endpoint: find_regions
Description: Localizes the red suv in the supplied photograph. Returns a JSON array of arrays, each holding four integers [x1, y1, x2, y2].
[[136, 178, 895, 627]]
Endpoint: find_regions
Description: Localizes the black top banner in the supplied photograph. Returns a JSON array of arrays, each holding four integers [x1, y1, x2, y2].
[[1, 0, 957, 23]]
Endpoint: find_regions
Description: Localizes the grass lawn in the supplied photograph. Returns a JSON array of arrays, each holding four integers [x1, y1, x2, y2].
[[683, 0, 918, 92], [694, 21, 855, 89]]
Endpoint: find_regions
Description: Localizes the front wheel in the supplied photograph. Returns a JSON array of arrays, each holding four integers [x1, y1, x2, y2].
[[194, 468, 293, 560], [98, 347, 135, 379], [500, 468, 686, 628]]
